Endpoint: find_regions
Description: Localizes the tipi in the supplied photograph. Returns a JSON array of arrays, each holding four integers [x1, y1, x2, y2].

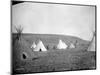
[[69, 43, 75, 48], [31, 41, 36, 49], [57, 39, 68, 49], [88, 33, 95, 51], [34, 40, 47, 52], [13, 37, 34, 61]]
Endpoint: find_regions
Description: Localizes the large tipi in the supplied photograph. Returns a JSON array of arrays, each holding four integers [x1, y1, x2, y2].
[[31, 41, 36, 49], [57, 39, 68, 49], [34, 40, 47, 52], [13, 37, 34, 61]]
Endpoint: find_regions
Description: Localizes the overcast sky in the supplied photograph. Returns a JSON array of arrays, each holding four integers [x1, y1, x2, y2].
[[12, 2, 95, 41]]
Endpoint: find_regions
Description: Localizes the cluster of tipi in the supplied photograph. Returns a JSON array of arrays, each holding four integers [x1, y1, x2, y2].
[[31, 39, 76, 52]]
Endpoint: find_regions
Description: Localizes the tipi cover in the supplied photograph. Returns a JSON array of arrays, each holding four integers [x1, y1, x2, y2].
[[34, 40, 47, 51], [57, 39, 68, 49]]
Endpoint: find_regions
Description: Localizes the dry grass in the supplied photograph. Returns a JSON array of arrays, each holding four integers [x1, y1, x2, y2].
[[12, 33, 96, 74]]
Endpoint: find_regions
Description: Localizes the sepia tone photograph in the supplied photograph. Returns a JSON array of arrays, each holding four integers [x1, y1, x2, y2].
[[11, 0, 96, 74]]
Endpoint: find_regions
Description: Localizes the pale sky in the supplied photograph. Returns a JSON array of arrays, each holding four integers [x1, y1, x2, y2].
[[12, 2, 95, 41]]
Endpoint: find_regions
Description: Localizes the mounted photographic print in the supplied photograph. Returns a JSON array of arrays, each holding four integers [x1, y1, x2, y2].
[[11, 0, 96, 74]]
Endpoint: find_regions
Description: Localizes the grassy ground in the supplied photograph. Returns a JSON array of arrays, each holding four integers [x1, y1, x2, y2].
[[12, 34, 96, 74]]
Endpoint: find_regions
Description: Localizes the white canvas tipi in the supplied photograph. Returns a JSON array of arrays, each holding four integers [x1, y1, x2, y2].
[[57, 39, 68, 49], [31, 42, 36, 49], [88, 36, 95, 51], [34, 40, 47, 51], [88, 31, 96, 51], [69, 43, 75, 48]]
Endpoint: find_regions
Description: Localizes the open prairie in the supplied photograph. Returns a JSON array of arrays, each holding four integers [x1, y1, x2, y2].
[[12, 33, 96, 74]]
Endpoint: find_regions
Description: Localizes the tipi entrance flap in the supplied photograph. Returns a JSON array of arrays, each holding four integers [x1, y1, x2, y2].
[[21, 52, 28, 60]]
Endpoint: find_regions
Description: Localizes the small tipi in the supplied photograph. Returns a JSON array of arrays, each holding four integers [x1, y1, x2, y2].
[[31, 42, 36, 49], [34, 40, 47, 52], [69, 43, 75, 48], [57, 39, 68, 49]]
